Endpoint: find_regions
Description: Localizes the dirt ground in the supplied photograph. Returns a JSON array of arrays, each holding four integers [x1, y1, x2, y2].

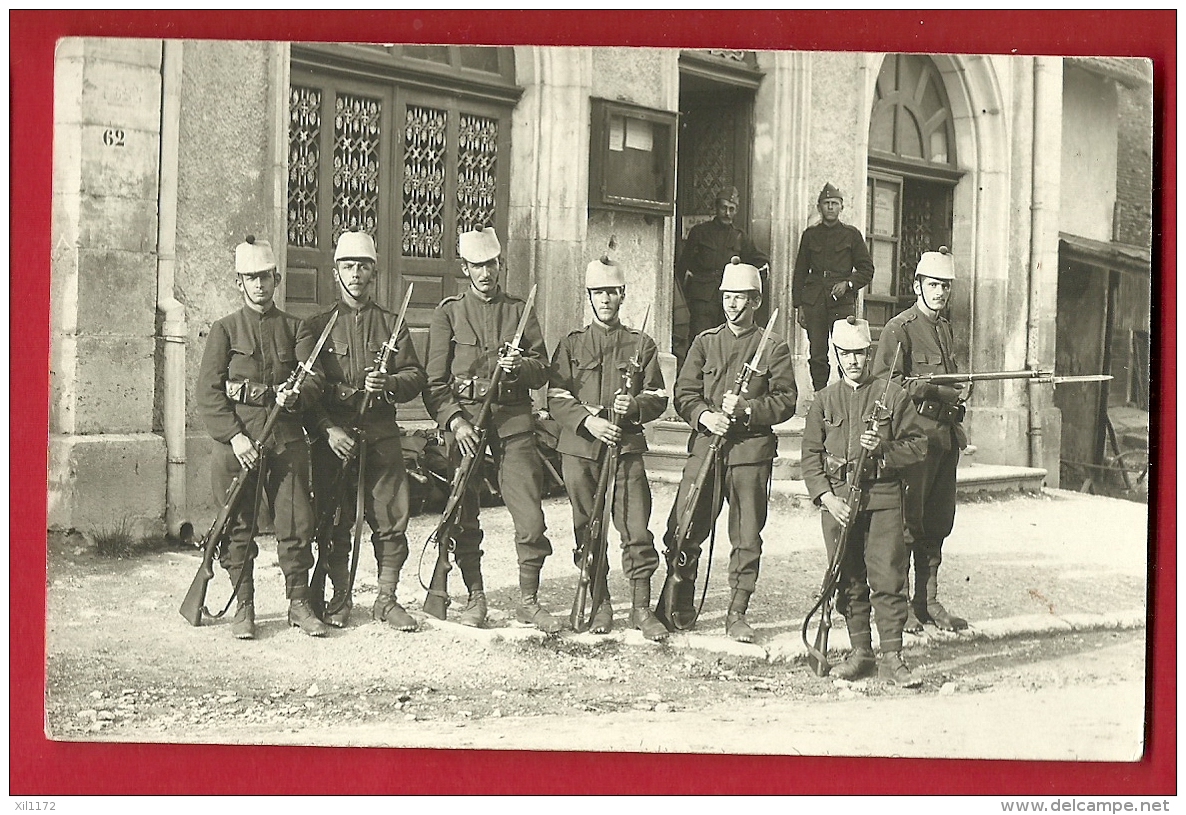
[[45, 484, 1150, 760]]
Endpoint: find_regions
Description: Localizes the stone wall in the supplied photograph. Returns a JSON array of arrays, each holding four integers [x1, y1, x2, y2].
[[50, 38, 166, 535], [1114, 82, 1153, 249], [1060, 65, 1118, 243]]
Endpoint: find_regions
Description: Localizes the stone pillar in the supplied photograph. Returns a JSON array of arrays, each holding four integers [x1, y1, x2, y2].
[[50, 38, 166, 536], [753, 50, 813, 410]]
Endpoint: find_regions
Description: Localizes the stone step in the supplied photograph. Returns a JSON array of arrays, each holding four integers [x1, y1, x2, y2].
[[644, 443, 802, 480], [646, 416, 805, 461]]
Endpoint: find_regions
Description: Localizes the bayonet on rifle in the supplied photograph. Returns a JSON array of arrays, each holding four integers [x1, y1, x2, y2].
[[906, 369, 1112, 388]]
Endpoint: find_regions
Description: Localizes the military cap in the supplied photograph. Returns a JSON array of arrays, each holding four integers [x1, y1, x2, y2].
[[235, 235, 277, 276], [458, 226, 502, 264], [586, 255, 626, 289], [334, 230, 378, 263], [715, 186, 740, 206], [830, 315, 872, 350], [719, 256, 763, 292], [817, 183, 844, 204], [915, 245, 955, 281]]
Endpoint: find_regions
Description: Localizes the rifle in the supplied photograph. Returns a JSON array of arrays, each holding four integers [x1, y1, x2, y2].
[[906, 370, 1112, 387], [801, 343, 901, 676], [421, 285, 538, 620], [179, 310, 339, 626], [570, 305, 650, 632], [657, 307, 780, 630], [310, 284, 414, 619]]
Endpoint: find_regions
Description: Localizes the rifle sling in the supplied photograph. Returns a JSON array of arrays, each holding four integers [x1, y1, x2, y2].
[[210, 454, 267, 619]]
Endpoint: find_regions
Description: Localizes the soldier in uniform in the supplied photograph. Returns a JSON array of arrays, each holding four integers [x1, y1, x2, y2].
[[548, 256, 670, 641], [307, 231, 427, 631], [422, 227, 561, 632], [802, 317, 928, 686], [873, 247, 969, 633], [196, 236, 326, 639], [792, 183, 876, 392], [657, 258, 797, 642], [676, 186, 770, 347]]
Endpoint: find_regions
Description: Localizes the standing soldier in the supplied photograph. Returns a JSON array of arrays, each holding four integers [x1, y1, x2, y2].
[[422, 227, 560, 631], [307, 231, 427, 631], [676, 186, 770, 349], [196, 236, 325, 639], [873, 247, 969, 633], [802, 317, 928, 685], [657, 258, 797, 641], [792, 183, 876, 392], [548, 256, 670, 640]]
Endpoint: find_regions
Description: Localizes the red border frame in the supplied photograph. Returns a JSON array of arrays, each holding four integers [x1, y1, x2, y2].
[[11, 10, 1176, 795]]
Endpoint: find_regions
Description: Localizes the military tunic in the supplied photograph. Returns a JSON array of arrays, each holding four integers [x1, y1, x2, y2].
[[663, 321, 797, 593], [801, 375, 927, 652], [548, 321, 668, 579], [196, 304, 321, 598], [307, 300, 427, 582], [873, 303, 966, 602], [422, 287, 552, 588], [676, 218, 769, 342], [792, 221, 876, 391]]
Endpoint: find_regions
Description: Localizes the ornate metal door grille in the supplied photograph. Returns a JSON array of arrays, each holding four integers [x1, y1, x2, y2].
[[332, 92, 382, 245], [288, 85, 321, 249], [402, 105, 448, 258], [456, 113, 499, 234]]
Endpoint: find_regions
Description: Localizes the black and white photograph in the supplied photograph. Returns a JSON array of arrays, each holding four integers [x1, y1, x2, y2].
[[43, 29, 1156, 769]]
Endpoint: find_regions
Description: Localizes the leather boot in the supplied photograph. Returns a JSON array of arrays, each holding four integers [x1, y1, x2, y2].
[[629, 578, 668, 641], [229, 564, 255, 640], [372, 574, 417, 632], [919, 561, 967, 631], [879, 651, 922, 687], [324, 561, 353, 629], [904, 605, 924, 634], [517, 594, 565, 633], [724, 588, 755, 643], [288, 596, 329, 637], [458, 589, 488, 627], [589, 575, 613, 634], [831, 648, 876, 680], [517, 568, 565, 633]]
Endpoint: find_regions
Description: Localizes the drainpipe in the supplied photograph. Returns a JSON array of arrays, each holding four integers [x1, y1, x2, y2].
[[1027, 57, 1059, 473], [158, 40, 189, 539]]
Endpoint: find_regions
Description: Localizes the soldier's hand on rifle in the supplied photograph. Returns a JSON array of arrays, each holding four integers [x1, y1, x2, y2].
[[326, 425, 357, 461], [364, 367, 390, 394], [497, 345, 522, 373], [699, 411, 732, 437], [584, 415, 623, 446], [820, 492, 851, 527], [796, 308, 808, 330], [451, 416, 481, 458], [230, 433, 260, 471], [275, 382, 300, 411], [721, 391, 748, 419], [932, 383, 964, 404], [830, 281, 849, 299], [612, 392, 634, 417], [859, 428, 884, 454]]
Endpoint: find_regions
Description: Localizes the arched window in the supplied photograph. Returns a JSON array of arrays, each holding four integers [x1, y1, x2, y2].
[[869, 54, 957, 172], [866, 55, 962, 331]]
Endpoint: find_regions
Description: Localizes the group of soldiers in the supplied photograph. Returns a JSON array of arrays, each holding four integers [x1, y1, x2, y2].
[[196, 181, 969, 687]]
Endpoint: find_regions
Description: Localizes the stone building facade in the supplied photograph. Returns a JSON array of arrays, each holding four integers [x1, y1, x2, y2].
[[49, 39, 1152, 537]]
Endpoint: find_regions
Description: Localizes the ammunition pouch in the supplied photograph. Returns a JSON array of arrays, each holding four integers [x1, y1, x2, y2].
[[917, 398, 966, 425], [333, 383, 364, 409], [225, 379, 274, 407], [451, 376, 527, 405]]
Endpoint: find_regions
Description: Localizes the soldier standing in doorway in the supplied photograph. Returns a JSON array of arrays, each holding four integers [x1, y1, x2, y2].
[[195, 236, 326, 639], [307, 231, 427, 631], [423, 227, 562, 632], [873, 247, 969, 633], [676, 185, 770, 347], [802, 316, 928, 685], [548, 256, 671, 641], [792, 183, 876, 392], [657, 258, 797, 641]]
